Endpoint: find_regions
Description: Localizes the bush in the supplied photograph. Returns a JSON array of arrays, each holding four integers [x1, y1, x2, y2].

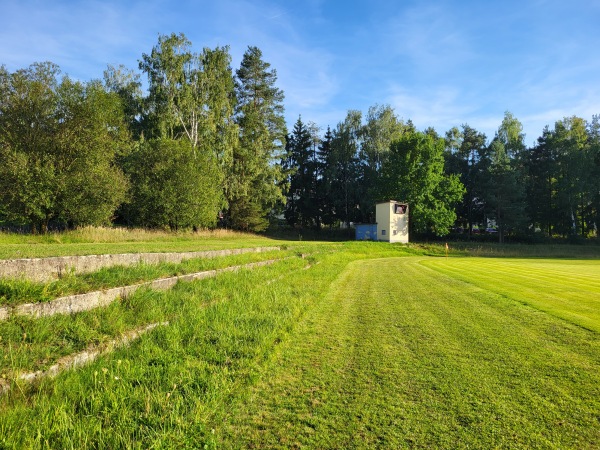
[[122, 139, 223, 230]]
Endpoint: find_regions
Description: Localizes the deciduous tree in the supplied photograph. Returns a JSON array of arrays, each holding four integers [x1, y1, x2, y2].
[[380, 130, 464, 236], [0, 63, 128, 231], [122, 139, 222, 230]]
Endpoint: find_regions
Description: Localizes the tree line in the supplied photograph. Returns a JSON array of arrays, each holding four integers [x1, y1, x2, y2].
[[284, 110, 600, 241], [0, 33, 285, 233], [1, 33, 598, 239]]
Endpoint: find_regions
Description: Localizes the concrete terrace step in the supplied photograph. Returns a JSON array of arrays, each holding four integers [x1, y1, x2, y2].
[[0, 321, 169, 396], [0, 246, 280, 282], [0, 259, 280, 322]]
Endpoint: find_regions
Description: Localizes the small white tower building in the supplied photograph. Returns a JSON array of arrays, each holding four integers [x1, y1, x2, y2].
[[376, 200, 409, 243]]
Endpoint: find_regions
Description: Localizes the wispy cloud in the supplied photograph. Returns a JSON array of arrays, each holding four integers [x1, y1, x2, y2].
[[0, 0, 165, 79], [378, 4, 476, 80], [199, 0, 340, 126], [1, 0, 598, 142], [387, 84, 483, 133]]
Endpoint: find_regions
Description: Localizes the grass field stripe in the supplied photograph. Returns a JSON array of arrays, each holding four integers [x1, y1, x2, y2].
[[455, 260, 600, 290], [421, 259, 600, 332], [223, 257, 600, 447], [428, 258, 600, 290], [422, 261, 600, 292], [422, 258, 600, 293], [422, 261, 599, 309]]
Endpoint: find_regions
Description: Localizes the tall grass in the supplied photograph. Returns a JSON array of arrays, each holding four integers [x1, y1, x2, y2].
[[0, 226, 261, 245], [0, 251, 349, 448], [0, 248, 294, 307], [0, 226, 292, 259], [448, 241, 600, 258]]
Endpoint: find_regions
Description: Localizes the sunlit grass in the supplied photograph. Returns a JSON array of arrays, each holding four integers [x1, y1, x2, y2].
[[222, 257, 600, 448], [0, 248, 292, 307], [421, 257, 600, 332], [0, 242, 598, 448], [0, 226, 297, 259], [0, 251, 346, 448]]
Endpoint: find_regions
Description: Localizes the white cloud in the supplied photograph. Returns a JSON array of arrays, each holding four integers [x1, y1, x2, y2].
[[2, 0, 598, 143], [193, 0, 340, 126], [0, 0, 166, 80], [387, 84, 481, 132]]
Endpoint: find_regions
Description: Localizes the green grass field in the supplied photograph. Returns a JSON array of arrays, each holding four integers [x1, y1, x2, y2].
[[223, 256, 599, 448], [0, 236, 598, 449]]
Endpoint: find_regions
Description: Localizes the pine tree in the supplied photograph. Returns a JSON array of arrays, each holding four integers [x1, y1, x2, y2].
[[329, 111, 363, 227], [588, 116, 600, 236], [283, 117, 316, 227], [483, 112, 528, 242], [444, 125, 489, 236], [317, 126, 336, 227], [228, 46, 287, 231], [485, 140, 527, 243], [526, 128, 555, 236]]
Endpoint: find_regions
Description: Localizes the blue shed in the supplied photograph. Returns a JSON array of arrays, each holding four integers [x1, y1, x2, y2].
[[355, 223, 377, 241]]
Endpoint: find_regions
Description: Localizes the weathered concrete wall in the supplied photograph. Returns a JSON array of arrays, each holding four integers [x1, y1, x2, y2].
[[0, 246, 280, 282], [0, 259, 278, 322]]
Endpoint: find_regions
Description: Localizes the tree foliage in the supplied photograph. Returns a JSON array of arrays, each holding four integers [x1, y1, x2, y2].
[[327, 110, 363, 227], [380, 130, 465, 236], [122, 139, 222, 230], [0, 63, 128, 232], [1, 39, 598, 240], [526, 116, 597, 237], [283, 117, 316, 227], [139, 33, 238, 161], [228, 46, 287, 231], [444, 124, 489, 235]]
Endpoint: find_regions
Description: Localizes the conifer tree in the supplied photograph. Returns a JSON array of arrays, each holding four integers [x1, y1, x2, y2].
[[283, 117, 315, 227], [228, 46, 287, 231], [317, 126, 336, 227], [444, 125, 489, 236], [329, 111, 363, 227], [483, 112, 528, 242]]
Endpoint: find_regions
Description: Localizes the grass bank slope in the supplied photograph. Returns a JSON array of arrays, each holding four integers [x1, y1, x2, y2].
[[0, 243, 417, 448]]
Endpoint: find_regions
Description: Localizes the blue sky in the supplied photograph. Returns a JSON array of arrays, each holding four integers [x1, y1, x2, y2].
[[1, 0, 599, 145]]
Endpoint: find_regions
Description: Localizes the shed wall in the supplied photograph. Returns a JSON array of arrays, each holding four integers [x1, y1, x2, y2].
[[376, 201, 409, 243]]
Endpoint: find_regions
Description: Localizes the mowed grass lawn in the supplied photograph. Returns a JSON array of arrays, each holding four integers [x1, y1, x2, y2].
[[222, 256, 600, 449]]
